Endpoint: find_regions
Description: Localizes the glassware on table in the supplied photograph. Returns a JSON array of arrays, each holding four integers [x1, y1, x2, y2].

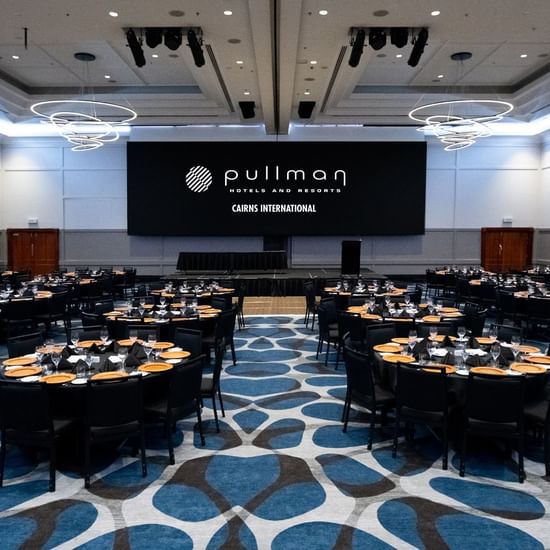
[[408, 329, 418, 354], [489, 326, 498, 342], [71, 335, 79, 348], [100, 327, 109, 346], [429, 326, 438, 341], [35, 346, 44, 365], [144, 343, 153, 361], [51, 350, 61, 372], [129, 329, 138, 344], [404, 294, 411, 306], [454, 346, 465, 369], [457, 325, 467, 340], [85, 350, 94, 372], [427, 343, 438, 363], [490, 342, 501, 367], [117, 347, 128, 371], [510, 335, 521, 363], [159, 296, 166, 307], [76, 361, 86, 379], [147, 334, 157, 347]]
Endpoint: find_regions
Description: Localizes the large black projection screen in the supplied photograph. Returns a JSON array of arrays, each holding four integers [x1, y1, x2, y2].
[[127, 141, 426, 236]]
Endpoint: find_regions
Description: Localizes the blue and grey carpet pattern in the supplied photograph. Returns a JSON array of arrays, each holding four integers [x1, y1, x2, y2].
[[1, 315, 550, 549]]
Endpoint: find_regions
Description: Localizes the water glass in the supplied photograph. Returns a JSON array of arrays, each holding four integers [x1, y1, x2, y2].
[[85, 350, 94, 372], [429, 326, 438, 341], [51, 350, 61, 372], [117, 347, 128, 371], [100, 327, 109, 346], [457, 326, 467, 340], [489, 326, 498, 342], [490, 342, 501, 367]]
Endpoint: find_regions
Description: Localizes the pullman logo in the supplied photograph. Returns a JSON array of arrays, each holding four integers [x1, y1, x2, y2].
[[185, 165, 212, 192]]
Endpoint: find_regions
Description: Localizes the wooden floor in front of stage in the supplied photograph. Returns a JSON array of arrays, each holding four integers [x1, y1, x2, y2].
[[243, 296, 305, 315]]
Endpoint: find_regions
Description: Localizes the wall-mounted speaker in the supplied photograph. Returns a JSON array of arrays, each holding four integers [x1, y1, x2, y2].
[[238, 101, 256, 119], [298, 101, 316, 119]]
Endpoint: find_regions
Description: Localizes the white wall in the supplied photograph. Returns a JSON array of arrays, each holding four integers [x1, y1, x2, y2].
[[0, 127, 547, 274]]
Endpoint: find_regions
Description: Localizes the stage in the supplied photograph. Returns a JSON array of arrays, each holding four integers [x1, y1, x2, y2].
[[163, 267, 384, 296]]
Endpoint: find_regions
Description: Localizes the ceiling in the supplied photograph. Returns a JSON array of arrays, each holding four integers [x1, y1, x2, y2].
[[1, 0, 550, 135]]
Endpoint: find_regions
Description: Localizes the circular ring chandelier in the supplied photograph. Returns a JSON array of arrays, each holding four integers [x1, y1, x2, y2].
[[409, 99, 514, 151], [31, 99, 137, 151]]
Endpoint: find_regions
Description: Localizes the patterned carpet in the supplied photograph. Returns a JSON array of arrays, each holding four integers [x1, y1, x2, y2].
[[1, 315, 550, 549]]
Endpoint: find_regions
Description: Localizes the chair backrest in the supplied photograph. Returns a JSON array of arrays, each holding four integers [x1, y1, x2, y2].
[[211, 295, 229, 311], [7, 331, 44, 358], [49, 291, 70, 315], [396, 363, 448, 413], [465, 372, 525, 425], [124, 324, 160, 341], [93, 299, 114, 314], [5, 298, 35, 321], [174, 327, 203, 358], [364, 322, 396, 353], [337, 311, 363, 344], [85, 376, 143, 428], [527, 297, 550, 319], [168, 355, 204, 418], [319, 296, 337, 324], [491, 323, 522, 343], [462, 304, 487, 337], [81, 311, 102, 327], [343, 346, 376, 399], [78, 325, 103, 340], [215, 307, 237, 341], [0, 380, 52, 433]]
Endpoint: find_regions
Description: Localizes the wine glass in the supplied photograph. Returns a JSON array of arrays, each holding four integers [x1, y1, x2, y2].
[[117, 347, 128, 371], [51, 350, 61, 372], [129, 329, 138, 345], [100, 327, 109, 346], [35, 346, 44, 367], [71, 334, 79, 349], [85, 350, 94, 372], [159, 296, 166, 308], [457, 325, 467, 341], [489, 326, 498, 342], [429, 326, 438, 341], [408, 329, 418, 355], [404, 294, 411, 306], [511, 335, 521, 364], [490, 342, 501, 367], [144, 343, 153, 362]]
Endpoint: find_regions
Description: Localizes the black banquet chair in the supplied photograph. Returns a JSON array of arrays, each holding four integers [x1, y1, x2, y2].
[[342, 346, 395, 450], [84, 376, 147, 488], [459, 372, 526, 483], [392, 363, 453, 470], [7, 331, 44, 358], [524, 397, 550, 477], [144, 355, 206, 464], [0, 380, 75, 492], [201, 341, 226, 432]]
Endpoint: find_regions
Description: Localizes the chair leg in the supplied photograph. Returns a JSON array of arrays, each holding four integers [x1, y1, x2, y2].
[[140, 427, 147, 475], [442, 424, 448, 470], [459, 427, 467, 477], [341, 390, 350, 423], [517, 435, 525, 483], [230, 342, 237, 366], [49, 441, 56, 492], [217, 387, 225, 417], [84, 436, 91, 489], [211, 394, 220, 432], [196, 404, 205, 446], [392, 409, 400, 458], [368, 406, 375, 450], [0, 432, 6, 487]]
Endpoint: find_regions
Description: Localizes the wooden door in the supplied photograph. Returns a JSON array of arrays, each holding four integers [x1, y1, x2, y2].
[[481, 227, 533, 272], [7, 228, 59, 275]]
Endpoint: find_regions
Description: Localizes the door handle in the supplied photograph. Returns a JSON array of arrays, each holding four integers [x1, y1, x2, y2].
[[31, 243, 34, 257], [498, 244, 503, 254]]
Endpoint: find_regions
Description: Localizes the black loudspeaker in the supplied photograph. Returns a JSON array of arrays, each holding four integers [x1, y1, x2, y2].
[[239, 101, 256, 119], [298, 101, 316, 118], [341, 240, 361, 275]]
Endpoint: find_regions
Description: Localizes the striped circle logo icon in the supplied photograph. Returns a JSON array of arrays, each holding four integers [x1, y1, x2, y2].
[[185, 165, 212, 192]]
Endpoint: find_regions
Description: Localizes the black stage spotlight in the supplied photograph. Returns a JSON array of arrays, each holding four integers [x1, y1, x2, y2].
[[187, 28, 205, 67], [145, 28, 163, 48], [368, 28, 386, 51], [164, 28, 182, 50], [408, 28, 429, 67], [348, 28, 366, 67], [238, 101, 255, 119], [298, 101, 316, 119], [390, 27, 408, 48], [126, 29, 146, 67]]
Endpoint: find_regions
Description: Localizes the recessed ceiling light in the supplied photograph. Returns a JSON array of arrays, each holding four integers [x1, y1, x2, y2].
[[309, 60, 318, 65], [223, 10, 233, 15], [169, 10, 185, 17], [304, 90, 311, 95], [152, 53, 159, 58], [373, 10, 389, 17], [431, 10, 441, 16], [108, 11, 119, 17], [236, 60, 244, 64], [395, 53, 403, 58], [437, 74, 444, 78], [520, 53, 528, 58], [243, 90, 250, 95], [319, 10, 328, 16], [104, 74, 111, 79], [11, 55, 19, 60]]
